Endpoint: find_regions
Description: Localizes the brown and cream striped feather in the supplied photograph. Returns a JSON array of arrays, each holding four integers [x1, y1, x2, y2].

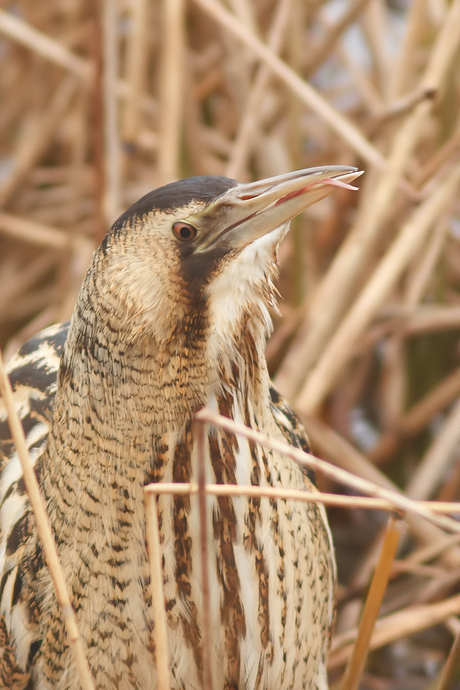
[[0, 319, 335, 690]]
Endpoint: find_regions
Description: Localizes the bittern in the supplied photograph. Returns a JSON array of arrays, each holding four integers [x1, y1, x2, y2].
[[0, 166, 360, 690]]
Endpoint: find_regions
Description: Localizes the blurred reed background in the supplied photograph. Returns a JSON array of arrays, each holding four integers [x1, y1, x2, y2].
[[0, 0, 460, 687]]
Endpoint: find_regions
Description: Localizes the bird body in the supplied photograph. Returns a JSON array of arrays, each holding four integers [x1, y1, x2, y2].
[[0, 168, 359, 689]]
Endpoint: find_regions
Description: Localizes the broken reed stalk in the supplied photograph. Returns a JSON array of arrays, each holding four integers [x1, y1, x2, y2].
[[144, 493, 171, 690], [340, 517, 402, 690], [0, 352, 95, 690]]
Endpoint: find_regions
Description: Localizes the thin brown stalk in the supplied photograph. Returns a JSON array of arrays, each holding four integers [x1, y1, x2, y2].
[[144, 493, 171, 690], [360, 0, 389, 100], [296, 165, 460, 413], [158, 0, 185, 184], [276, 0, 460, 400], [435, 630, 460, 690], [405, 397, 460, 500], [303, 415, 460, 567], [192, 0, 384, 167], [0, 8, 92, 80], [388, 0, 425, 98], [402, 367, 460, 437], [102, 0, 122, 224], [145, 482, 460, 515], [405, 215, 449, 307], [194, 408, 460, 534], [395, 533, 460, 570], [0, 353, 95, 690], [225, 0, 292, 179], [330, 592, 460, 670], [0, 76, 78, 207], [145, 482, 396, 511], [340, 517, 402, 690], [121, 0, 148, 145], [306, 0, 370, 77], [401, 307, 460, 333], [0, 211, 70, 248]]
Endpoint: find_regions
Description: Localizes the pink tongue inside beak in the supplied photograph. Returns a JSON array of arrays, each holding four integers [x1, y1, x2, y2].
[[322, 177, 359, 191], [274, 176, 359, 206]]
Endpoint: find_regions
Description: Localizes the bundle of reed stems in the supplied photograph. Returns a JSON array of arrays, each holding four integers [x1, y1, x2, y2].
[[1, 0, 459, 687]]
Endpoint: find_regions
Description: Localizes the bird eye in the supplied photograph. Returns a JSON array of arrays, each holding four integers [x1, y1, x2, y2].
[[172, 221, 197, 242]]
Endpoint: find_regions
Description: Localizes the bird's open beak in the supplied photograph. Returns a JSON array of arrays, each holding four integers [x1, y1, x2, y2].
[[191, 166, 363, 253]]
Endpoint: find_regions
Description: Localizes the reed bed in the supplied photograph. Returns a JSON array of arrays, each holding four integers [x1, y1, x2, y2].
[[0, 0, 459, 687]]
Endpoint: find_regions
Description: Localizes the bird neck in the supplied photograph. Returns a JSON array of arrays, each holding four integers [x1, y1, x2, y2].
[[43, 282, 272, 488]]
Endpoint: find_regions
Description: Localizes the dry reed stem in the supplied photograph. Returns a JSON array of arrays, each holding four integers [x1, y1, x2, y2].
[[144, 494, 171, 690], [1, 1, 459, 685], [434, 630, 460, 690], [158, 0, 185, 184], [405, 397, 460, 500], [194, 408, 460, 533], [225, 0, 291, 179], [306, 0, 370, 78], [401, 306, 460, 332], [340, 517, 402, 690], [192, 0, 384, 167], [330, 592, 460, 670], [0, 211, 71, 248], [0, 353, 95, 690], [0, 8, 93, 81], [401, 367, 460, 437], [121, 0, 149, 146], [388, 0, 425, 98], [3, 307, 58, 364], [296, 165, 460, 413], [102, 0, 122, 224], [145, 482, 460, 516], [405, 215, 449, 307], [0, 75, 78, 207], [303, 415, 460, 567], [413, 123, 460, 188], [395, 533, 460, 570], [276, 0, 460, 400], [349, 306, 460, 358], [0, 254, 58, 322]]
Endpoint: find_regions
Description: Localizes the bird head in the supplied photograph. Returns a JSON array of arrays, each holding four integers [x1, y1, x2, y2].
[[95, 167, 361, 358]]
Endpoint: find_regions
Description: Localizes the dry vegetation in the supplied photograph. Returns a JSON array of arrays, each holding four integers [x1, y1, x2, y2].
[[0, 0, 460, 688]]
